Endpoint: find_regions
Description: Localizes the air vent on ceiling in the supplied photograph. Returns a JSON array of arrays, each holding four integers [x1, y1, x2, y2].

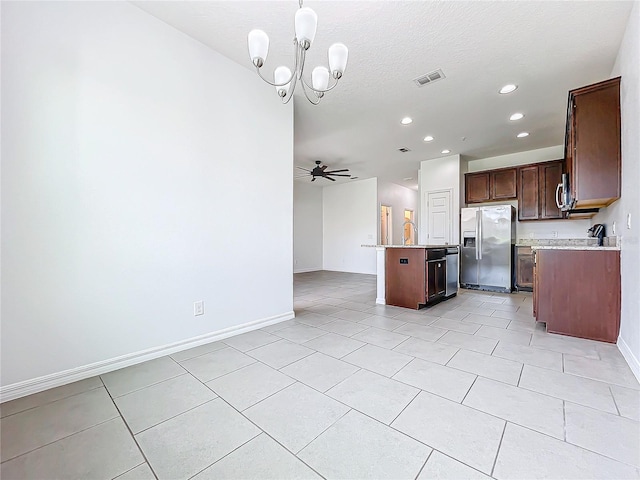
[[398, 147, 411, 153], [414, 69, 446, 87]]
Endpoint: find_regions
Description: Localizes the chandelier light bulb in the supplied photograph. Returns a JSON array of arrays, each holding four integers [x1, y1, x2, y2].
[[328, 43, 348, 79], [295, 7, 318, 49], [247, 30, 269, 67], [274, 66, 292, 97], [312, 66, 330, 91]]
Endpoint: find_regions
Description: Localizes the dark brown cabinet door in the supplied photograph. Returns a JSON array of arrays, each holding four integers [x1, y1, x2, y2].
[[515, 247, 534, 291], [465, 173, 491, 204], [568, 77, 621, 208], [426, 260, 446, 301], [518, 166, 539, 220], [539, 161, 563, 219], [491, 169, 517, 200], [385, 248, 426, 309]]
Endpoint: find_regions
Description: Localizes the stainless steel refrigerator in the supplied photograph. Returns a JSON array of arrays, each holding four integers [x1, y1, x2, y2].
[[460, 205, 515, 293]]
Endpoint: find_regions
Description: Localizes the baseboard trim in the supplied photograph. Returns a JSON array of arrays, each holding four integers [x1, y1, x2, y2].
[[0, 310, 295, 403], [293, 267, 322, 274], [617, 336, 640, 383]]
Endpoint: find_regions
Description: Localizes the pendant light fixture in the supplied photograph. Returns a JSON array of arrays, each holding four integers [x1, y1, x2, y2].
[[247, 0, 349, 105]]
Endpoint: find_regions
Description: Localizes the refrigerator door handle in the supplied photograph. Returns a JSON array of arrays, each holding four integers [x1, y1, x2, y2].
[[555, 183, 564, 209], [475, 210, 480, 260], [478, 210, 482, 260]]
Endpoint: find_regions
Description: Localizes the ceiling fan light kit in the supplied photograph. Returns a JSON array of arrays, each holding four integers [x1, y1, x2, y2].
[[247, 0, 348, 105]]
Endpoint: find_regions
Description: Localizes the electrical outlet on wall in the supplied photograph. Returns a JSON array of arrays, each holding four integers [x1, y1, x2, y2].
[[627, 213, 632, 229], [529, 233, 535, 239], [612, 222, 616, 235], [552, 231, 558, 238], [194, 301, 204, 316]]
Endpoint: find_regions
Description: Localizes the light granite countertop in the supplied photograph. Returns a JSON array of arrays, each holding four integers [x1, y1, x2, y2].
[[361, 244, 459, 249], [531, 245, 620, 251]]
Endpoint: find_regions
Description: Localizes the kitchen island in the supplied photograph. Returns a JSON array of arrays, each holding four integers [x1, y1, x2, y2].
[[363, 245, 459, 309]]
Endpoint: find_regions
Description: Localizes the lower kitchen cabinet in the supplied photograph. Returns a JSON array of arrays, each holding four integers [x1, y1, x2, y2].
[[515, 246, 534, 291], [533, 248, 620, 343], [385, 248, 447, 309]]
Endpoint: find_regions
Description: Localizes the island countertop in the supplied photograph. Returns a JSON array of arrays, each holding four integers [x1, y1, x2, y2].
[[362, 244, 459, 249]]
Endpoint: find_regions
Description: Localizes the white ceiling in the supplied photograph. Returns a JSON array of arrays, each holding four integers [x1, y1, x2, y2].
[[133, 1, 633, 190]]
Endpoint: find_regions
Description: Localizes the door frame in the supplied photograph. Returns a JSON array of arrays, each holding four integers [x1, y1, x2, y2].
[[379, 204, 393, 245]]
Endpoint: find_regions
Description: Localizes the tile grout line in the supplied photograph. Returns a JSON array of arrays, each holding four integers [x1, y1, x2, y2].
[[608, 385, 622, 416], [98, 376, 160, 480], [489, 421, 508, 477], [459, 376, 479, 404], [413, 449, 434, 480], [0, 384, 105, 420], [0, 416, 118, 465], [175, 369, 327, 480], [562, 401, 567, 442], [516, 363, 525, 387]]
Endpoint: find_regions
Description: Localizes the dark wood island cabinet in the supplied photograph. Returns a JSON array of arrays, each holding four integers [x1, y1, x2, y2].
[[385, 247, 448, 309]]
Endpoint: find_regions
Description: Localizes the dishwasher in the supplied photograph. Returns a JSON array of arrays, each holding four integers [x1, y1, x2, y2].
[[445, 246, 459, 298]]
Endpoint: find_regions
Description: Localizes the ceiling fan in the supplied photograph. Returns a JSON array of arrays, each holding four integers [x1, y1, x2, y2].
[[296, 161, 351, 182]]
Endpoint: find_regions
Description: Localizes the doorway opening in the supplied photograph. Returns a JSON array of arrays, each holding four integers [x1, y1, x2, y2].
[[403, 209, 415, 245], [380, 205, 393, 245]]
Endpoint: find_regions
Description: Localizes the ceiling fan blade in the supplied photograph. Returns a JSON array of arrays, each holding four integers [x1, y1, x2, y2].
[[326, 176, 336, 181], [296, 166, 312, 172], [327, 174, 351, 177], [324, 169, 349, 174], [311, 177, 316, 182], [321, 165, 328, 171]]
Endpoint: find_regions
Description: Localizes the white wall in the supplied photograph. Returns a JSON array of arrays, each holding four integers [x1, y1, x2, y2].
[[323, 178, 377, 274], [467, 146, 564, 172], [419, 155, 462, 244], [293, 182, 323, 273], [467, 147, 591, 240], [377, 181, 419, 245], [590, 3, 640, 379], [1, 2, 294, 391]]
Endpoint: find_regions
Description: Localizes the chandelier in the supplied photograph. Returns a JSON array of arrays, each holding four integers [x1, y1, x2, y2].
[[247, 0, 349, 105]]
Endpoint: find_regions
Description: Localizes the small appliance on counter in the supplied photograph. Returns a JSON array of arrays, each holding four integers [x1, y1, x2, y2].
[[588, 224, 605, 246]]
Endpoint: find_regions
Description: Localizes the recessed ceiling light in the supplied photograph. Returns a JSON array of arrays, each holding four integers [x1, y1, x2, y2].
[[401, 117, 413, 125], [423, 135, 434, 142], [403, 177, 413, 181], [499, 84, 518, 94], [441, 149, 451, 154], [510, 113, 524, 121], [517, 132, 529, 138]]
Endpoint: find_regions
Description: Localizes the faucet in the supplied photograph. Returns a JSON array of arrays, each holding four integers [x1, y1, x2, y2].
[[402, 221, 418, 245]]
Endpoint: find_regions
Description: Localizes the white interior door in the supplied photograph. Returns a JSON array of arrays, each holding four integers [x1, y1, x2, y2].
[[426, 190, 452, 245]]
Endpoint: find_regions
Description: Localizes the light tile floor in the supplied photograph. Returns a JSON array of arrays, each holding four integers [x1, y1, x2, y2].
[[2, 270, 640, 479]]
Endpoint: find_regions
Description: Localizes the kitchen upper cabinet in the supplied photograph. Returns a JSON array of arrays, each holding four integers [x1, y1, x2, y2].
[[539, 161, 564, 219], [518, 167, 539, 220], [465, 168, 517, 204], [492, 169, 517, 200], [564, 77, 621, 211], [517, 160, 564, 221], [465, 172, 491, 203]]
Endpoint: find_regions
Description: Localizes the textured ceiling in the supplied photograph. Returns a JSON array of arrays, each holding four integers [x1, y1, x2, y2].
[[133, 1, 633, 189]]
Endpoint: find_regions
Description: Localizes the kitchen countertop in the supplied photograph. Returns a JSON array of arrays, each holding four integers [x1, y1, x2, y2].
[[361, 244, 459, 249], [531, 245, 620, 251]]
